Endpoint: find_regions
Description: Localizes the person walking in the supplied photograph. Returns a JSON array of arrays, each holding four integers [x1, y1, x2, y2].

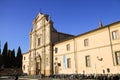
[[15, 74, 18, 80]]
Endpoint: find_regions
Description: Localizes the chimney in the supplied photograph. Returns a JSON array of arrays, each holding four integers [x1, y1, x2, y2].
[[99, 21, 103, 28]]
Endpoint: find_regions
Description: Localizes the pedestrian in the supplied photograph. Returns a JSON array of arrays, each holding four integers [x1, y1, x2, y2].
[[15, 74, 18, 80]]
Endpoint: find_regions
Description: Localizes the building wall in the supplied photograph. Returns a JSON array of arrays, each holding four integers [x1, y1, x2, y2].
[[22, 52, 29, 74], [54, 39, 76, 74], [109, 23, 120, 73], [53, 22, 120, 75], [76, 27, 113, 74]]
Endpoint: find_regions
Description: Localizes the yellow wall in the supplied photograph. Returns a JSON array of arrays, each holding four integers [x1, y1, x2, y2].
[[22, 52, 29, 74], [54, 39, 76, 74], [54, 22, 120, 75]]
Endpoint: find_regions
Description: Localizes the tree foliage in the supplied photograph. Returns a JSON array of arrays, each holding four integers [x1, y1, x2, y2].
[[2, 42, 8, 68], [16, 46, 23, 68], [0, 42, 23, 68], [11, 49, 16, 67]]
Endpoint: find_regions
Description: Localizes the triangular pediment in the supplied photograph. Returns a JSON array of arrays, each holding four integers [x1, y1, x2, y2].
[[32, 13, 54, 31], [36, 13, 44, 22], [32, 13, 47, 29]]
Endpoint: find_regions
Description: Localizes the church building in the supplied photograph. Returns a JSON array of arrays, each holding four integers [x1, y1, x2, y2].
[[22, 13, 73, 76], [22, 13, 120, 76]]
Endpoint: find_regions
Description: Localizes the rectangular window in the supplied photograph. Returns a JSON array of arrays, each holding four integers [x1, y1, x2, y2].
[[115, 51, 120, 65], [84, 39, 89, 47], [67, 58, 71, 68], [55, 47, 58, 53], [66, 44, 70, 51], [38, 38, 40, 46], [85, 55, 91, 67], [112, 30, 119, 40]]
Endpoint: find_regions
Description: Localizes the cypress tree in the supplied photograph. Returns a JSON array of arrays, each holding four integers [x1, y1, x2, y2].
[[11, 49, 16, 67], [2, 42, 8, 68], [16, 46, 22, 68], [8, 50, 12, 67]]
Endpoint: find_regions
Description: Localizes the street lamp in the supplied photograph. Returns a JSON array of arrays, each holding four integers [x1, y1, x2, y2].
[[97, 56, 103, 61]]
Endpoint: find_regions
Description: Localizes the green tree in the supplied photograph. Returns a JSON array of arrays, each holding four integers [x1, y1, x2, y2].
[[7, 49, 16, 67], [8, 50, 13, 67], [16, 46, 22, 68], [11, 49, 16, 67], [2, 42, 8, 68]]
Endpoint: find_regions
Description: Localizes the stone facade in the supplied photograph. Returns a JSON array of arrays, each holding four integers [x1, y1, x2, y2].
[[22, 13, 120, 76], [23, 13, 73, 76]]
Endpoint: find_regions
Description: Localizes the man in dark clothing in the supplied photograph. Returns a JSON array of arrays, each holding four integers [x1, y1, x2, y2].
[[15, 74, 18, 80]]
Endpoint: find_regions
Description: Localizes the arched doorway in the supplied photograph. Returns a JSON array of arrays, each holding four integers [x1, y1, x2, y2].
[[36, 54, 42, 75], [36, 62, 40, 75]]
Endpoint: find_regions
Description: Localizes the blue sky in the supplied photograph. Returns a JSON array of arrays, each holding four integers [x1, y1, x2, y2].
[[0, 0, 120, 54]]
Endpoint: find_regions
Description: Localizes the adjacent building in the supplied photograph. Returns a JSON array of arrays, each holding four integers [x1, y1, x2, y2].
[[53, 21, 120, 74], [22, 52, 29, 74], [22, 13, 120, 76]]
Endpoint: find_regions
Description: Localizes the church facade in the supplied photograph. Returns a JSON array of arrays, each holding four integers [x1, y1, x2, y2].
[[22, 13, 120, 76], [22, 13, 73, 76]]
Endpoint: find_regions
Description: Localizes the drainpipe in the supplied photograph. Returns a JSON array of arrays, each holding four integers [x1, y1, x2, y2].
[[73, 38, 77, 73], [108, 26, 115, 66]]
